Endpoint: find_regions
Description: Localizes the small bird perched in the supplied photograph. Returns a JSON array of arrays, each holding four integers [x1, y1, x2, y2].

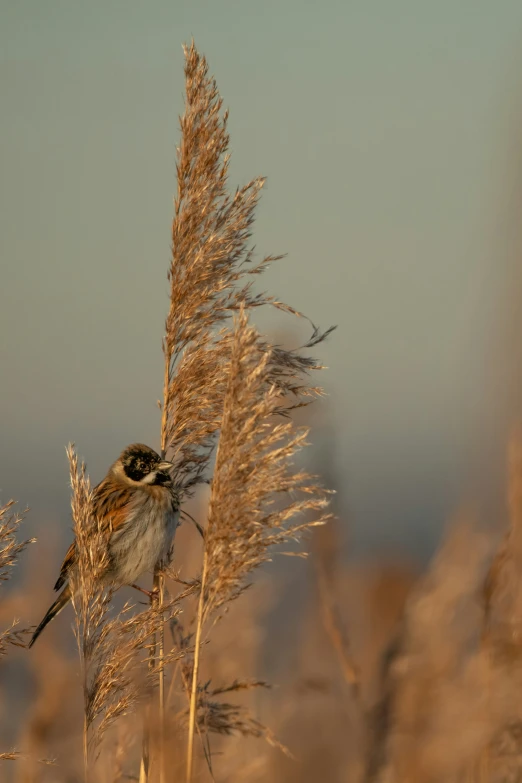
[[29, 443, 180, 648]]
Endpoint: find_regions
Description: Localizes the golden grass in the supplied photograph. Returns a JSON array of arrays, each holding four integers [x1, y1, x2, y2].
[[186, 308, 332, 779], [155, 40, 334, 782], [0, 501, 34, 653]]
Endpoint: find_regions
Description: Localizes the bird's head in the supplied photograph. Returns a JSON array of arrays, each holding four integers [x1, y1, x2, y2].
[[116, 443, 175, 488]]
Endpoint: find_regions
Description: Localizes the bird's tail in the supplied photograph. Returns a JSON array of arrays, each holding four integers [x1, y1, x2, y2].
[[28, 584, 71, 648]]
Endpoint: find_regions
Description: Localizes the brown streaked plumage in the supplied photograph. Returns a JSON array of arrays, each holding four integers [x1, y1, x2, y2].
[[29, 444, 180, 648]]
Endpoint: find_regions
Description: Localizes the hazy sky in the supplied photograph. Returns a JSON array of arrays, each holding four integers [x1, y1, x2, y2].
[[2, 1, 522, 560]]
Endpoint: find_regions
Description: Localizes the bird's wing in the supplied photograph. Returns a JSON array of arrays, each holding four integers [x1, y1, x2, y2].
[[53, 478, 136, 591], [54, 541, 77, 591], [94, 480, 136, 537]]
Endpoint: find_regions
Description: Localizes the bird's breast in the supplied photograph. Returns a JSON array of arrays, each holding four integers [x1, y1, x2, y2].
[[108, 495, 179, 586]]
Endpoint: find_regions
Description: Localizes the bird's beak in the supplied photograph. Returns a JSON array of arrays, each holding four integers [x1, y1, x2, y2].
[[157, 461, 174, 472]]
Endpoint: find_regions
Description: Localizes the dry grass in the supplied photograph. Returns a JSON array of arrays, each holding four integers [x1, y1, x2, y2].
[[0, 500, 34, 768], [186, 308, 332, 779], [0, 501, 34, 656], [200, 308, 331, 622]]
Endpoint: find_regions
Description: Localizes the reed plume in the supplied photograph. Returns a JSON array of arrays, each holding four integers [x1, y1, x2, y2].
[[0, 501, 32, 584], [201, 310, 331, 619], [0, 500, 34, 656], [0, 499, 33, 766], [160, 41, 332, 492], [186, 308, 332, 780]]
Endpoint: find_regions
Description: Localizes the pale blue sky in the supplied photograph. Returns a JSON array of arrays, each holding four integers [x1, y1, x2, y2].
[[2, 1, 522, 558]]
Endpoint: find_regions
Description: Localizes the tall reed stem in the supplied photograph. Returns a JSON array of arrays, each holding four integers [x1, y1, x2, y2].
[[83, 710, 88, 783], [81, 626, 88, 783], [139, 654, 153, 783], [139, 574, 163, 783], [138, 730, 149, 783], [186, 550, 209, 783], [156, 570, 166, 783]]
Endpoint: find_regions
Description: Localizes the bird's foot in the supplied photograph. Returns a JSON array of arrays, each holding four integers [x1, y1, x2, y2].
[[130, 583, 160, 601]]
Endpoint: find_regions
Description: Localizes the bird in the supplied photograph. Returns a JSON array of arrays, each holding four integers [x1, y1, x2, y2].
[[29, 443, 180, 648]]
